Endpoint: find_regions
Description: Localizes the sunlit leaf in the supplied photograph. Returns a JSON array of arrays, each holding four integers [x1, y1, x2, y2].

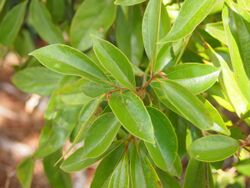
[[161, 0, 216, 42]]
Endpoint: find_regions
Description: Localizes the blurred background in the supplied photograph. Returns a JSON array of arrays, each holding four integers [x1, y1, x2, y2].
[[0, 53, 94, 188], [0, 52, 49, 187]]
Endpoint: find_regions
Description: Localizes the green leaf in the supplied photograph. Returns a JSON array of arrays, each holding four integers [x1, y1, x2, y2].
[[43, 150, 72, 188], [207, 47, 250, 117], [203, 99, 230, 135], [144, 107, 178, 175], [60, 92, 92, 106], [0, 1, 27, 45], [140, 150, 162, 188], [56, 83, 93, 106], [154, 40, 185, 72], [183, 158, 214, 188], [35, 107, 80, 158], [222, 6, 250, 102], [29, 0, 64, 44], [114, 0, 146, 6], [70, 0, 116, 51], [116, 6, 143, 65], [226, 7, 250, 79], [16, 157, 35, 188], [130, 145, 162, 187], [93, 38, 135, 90], [129, 143, 147, 188], [108, 154, 130, 188], [71, 98, 101, 143], [159, 5, 171, 38], [238, 0, 250, 10], [157, 169, 181, 188], [142, 0, 161, 60], [166, 63, 220, 95], [30, 44, 107, 81], [235, 159, 250, 176], [59, 78, 114, 98], [109, 91, 154, 143], [12, 67, 63, 96], [161, 0, 216, 42], [61, 142, 121, 172], [204, 22, 227, 44], [0, 0, 6, 13], [14, 29, 35, 56], [91, 144, 125, 188], [46, 0, 65, 23], [168, 113, 188, 157], [151, 80, 213, 131], [82, 113, 121, 158], [188, 135, 239, 162]]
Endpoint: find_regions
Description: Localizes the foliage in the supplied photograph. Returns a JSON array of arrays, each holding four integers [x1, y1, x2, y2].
[[1, 0, 250, 187]]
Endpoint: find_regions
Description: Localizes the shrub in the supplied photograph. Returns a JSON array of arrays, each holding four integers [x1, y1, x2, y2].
[[0, 0, 250, 187]]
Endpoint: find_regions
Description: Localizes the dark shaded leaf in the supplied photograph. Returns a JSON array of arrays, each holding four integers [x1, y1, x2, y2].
[[70, 0, 116, 51]]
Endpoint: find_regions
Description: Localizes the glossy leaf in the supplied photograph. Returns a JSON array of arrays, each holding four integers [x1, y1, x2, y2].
[[109, 91, 154, 143], [166, 63, 220, 95], [227, 7, 250, 79], [188, 135, 239, 162], [151, 80, 213, 131], [154, 40, 185, 72], [91, 144, 125, 188], [140, 151, 162, 188], [130, 145, 162, 188], [204, 22, 227, 44], [0, 1, 27, 45], [12, 67, 63, 96], [114, 0, 146, 6], [184, 158, 214, 188], [43, 151, 72, 188], [93, 38, 135, 90], [71, 98, 101, 143], [222, 7, 250, 101], [207, 47, 250, 117], [116, 6, 143, 65], [203, 100, 230, 135], [61, 142, 121, 172], [29, 0, 64, 44], [129, 144, 147, 188], [161, 0, 216, 42], [30, 44, 107, 81], [83, 113, 121, 158], [142, 0, 161, 60], [145, 107, 178, 175], [108, 154, 130, 188], [16, 157, 34, 188], [70, 0, 116, 51]]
